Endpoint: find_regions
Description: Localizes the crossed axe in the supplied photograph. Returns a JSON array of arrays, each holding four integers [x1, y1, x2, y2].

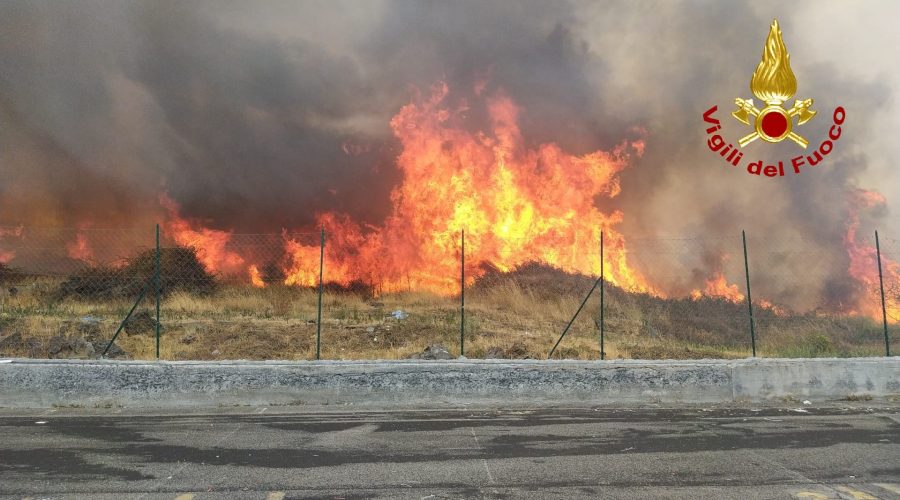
[[731, 98, 817, 148]]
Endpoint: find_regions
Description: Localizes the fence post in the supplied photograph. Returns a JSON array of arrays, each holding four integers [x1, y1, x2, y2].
[[875, 230, 891, 356], [460, 229, 465, 358], [155, 224, 161, 360], [600, 231, 605, 360], [548, 274, 604, 359], [103, 282, 150, 357], [316, 226, 325, 360], [742, 230, 756, 357]]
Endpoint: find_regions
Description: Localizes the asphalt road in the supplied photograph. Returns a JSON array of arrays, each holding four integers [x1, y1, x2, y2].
[[0, 405, 898, 499]]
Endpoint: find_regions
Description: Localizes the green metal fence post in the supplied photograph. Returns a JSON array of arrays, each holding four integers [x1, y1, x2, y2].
[[548, 274, 604, 359], [875, 230, 891, 356], [600, 231, 605, 360], [742, 230, 756, 357], [316, 226, 325, 360], [460, 229, 465, 358], [103, 281, 151, 357], [155, 224, 161, 360]]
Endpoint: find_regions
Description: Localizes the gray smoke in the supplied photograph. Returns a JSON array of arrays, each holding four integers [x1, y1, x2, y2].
[[1, 0, 897, 308]]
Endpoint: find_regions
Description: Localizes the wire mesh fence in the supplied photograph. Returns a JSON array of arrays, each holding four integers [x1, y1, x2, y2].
[[466, 234, 605, 360], [878, 235, 899, 355], [0, 225, 896, 361], [0, 226, 152, 358], [156, 231, 323, 361], [746, 235, 887, 358], [602, 235, 753, 360]]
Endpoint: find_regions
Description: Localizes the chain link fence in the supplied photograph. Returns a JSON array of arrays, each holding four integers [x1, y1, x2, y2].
[[746, 235, 887, 358], [156, 231, 323, 361], [878, 235, 899, 355], [599, 236, 752, 360], [0, 225, 895, 361], [467, 234, 604, 360], [0, 226, 152, 359]]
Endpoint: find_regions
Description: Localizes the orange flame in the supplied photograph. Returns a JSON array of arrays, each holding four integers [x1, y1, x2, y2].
[[160, 194, 245, 276], [276, 83, 649, 294], [690, 272, 744, 303], [845, 189, 899, 323], [0, 226, 23, 264], [66, 231, 93, 263], [248, 264, 266, 288], [757, 299, 788, 316]]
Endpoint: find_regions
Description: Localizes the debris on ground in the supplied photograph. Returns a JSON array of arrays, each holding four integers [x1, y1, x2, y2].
[[0, 332, 22, 350], [407, 344, 453, 360], [124, 310, 160, 336], [484, 342, 531, 359], [48, 335, 95, 359], [95, 340, 129, 359], [484, 347, 504, 359]]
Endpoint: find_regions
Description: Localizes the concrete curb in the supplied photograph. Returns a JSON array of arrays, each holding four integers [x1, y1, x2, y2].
[[0, 357, 897, 408]]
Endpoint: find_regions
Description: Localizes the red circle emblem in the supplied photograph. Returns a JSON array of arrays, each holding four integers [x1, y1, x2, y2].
[[760, 111, 788, 138]]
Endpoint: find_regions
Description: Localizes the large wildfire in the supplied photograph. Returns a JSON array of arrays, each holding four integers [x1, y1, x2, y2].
[[161, 83, 652, 295], [1, 83, 897, 323]]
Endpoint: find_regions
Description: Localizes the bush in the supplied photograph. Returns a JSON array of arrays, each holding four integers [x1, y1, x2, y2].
[[0, 263, 22, 284], [810, 334, 835, 355], [56, 247, 215, 299]]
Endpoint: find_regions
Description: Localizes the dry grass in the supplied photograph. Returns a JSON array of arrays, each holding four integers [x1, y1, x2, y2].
[[0, 264, 894, 361]]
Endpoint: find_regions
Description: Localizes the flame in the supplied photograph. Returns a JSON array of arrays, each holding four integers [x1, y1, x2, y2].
[[66, 231, 93, 263], [690, 272, 744, 303], [757, 299, 788, 316], [275, 83, 650, 294], [845, 189, 900, 323], [160, 194, 245, 276], [248, 264, 266, 288], [0, 225, 23, 264], [750, 19, 797, 105]]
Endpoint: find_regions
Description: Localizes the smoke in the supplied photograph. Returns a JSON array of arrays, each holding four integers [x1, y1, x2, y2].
[[1, 0, 898, 307]]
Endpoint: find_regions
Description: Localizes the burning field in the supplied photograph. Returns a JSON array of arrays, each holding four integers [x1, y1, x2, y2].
[[0, 2, 898, 360], [0, 85, 897, 361]]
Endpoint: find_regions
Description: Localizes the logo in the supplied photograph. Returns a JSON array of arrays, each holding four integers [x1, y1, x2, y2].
[[731, 19, 815, 148], [702, 19, 846, 177]]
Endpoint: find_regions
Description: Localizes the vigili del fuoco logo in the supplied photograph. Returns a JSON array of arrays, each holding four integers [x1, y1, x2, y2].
[[703, 19, 845, 177]]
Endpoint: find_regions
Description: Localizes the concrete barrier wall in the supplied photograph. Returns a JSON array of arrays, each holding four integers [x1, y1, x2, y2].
[[0, 357, 897, 408]]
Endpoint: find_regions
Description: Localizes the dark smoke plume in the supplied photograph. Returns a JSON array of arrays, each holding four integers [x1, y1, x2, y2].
[[1, 0, 897, 308]]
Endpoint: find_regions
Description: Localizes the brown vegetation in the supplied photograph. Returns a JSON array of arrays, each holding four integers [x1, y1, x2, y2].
[[0, 260, 893, 361]]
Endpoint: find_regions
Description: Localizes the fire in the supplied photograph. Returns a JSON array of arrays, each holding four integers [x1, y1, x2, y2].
[[160, 194, 246, 276], [757, 299, 788, 316], [153, 84, 896, 322], [690, 272, 744, 303], [0, 226, 23, 264], [248, 264, 265, 288], [277, 83, 650, 294], [845, 189, 900, 323], [66, 231, 93, 263], [157, 83, 650, 294]]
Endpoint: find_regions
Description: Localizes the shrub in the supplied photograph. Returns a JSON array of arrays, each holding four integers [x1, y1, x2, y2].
[[56, 247, 215, 300]]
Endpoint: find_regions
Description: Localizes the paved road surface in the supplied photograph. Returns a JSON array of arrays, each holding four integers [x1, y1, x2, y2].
[[0, 405, 898, 499]]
